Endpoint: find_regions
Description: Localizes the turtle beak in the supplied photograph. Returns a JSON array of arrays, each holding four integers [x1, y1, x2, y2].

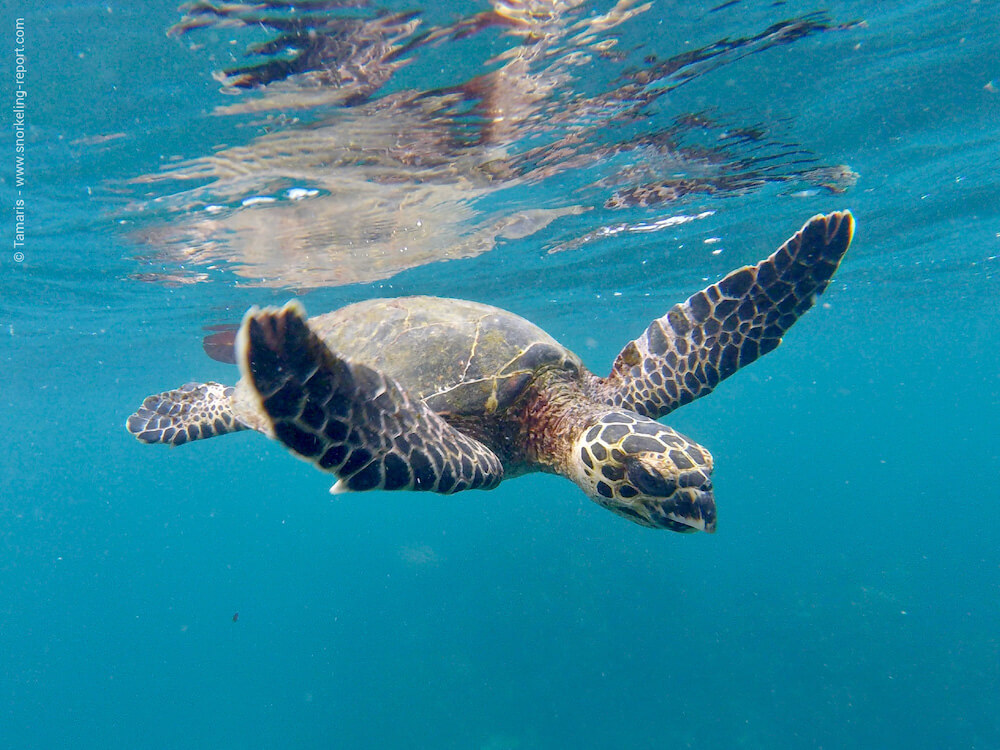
[[662, 487, 717, 533]]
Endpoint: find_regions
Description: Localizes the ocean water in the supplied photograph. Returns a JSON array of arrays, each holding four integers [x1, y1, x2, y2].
[[2, 1, 998, 748]]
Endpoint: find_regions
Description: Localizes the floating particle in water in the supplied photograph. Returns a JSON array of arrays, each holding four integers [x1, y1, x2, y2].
[[399, 544, 440, 567]]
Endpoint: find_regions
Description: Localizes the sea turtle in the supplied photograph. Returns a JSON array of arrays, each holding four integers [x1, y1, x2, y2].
[[127, 211, 854, 533]]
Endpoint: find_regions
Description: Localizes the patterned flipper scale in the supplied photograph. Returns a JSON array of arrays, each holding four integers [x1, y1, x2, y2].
[[596, 210, 854, 418], [237, 301, 504, 494], [127, 382, 247, 445]]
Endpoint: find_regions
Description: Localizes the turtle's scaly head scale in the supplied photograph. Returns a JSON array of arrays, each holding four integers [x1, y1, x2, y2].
[[569, 410, 716, 532]]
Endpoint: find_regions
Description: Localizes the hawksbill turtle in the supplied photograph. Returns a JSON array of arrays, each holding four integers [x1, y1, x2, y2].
[[127, 211, 854, 532]]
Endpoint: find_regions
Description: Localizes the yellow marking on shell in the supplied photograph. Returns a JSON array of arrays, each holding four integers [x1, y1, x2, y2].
[[485, 385, 499, 414], [459, 317, 484, 384], [419, 311, 558, 408]]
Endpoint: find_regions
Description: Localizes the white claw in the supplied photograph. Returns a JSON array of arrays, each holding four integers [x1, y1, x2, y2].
[[330, 480, 350, 495]]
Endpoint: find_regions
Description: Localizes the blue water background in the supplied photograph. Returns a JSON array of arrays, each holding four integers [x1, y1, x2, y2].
[[2, 1, 999, 748]]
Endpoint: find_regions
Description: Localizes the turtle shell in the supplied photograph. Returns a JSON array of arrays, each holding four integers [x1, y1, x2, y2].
[[308, 296, 583, 418]]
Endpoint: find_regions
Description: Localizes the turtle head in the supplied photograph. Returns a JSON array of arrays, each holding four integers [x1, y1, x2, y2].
[[570, 411, 716, 533]]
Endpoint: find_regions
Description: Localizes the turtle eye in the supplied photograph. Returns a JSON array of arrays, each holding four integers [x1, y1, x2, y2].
[[625, 459, 677, 497]]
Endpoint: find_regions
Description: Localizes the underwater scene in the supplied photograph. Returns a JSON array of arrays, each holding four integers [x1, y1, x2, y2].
[[2, 0, 998, 747]]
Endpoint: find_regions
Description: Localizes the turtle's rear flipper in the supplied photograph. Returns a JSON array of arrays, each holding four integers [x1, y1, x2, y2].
[[239, 301, 504, 494], [127, 382, 247, 446], [596, 210, 854, 418]]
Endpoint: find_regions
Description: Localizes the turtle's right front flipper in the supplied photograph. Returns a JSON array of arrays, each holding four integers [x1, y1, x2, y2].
[[595, 210, 854, 419], [239, 301, 504, 494]]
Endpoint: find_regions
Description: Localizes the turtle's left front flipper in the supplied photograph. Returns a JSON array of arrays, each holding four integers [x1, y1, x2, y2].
[[594, 210, 854, 419], [238, 302, 504, 494]]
